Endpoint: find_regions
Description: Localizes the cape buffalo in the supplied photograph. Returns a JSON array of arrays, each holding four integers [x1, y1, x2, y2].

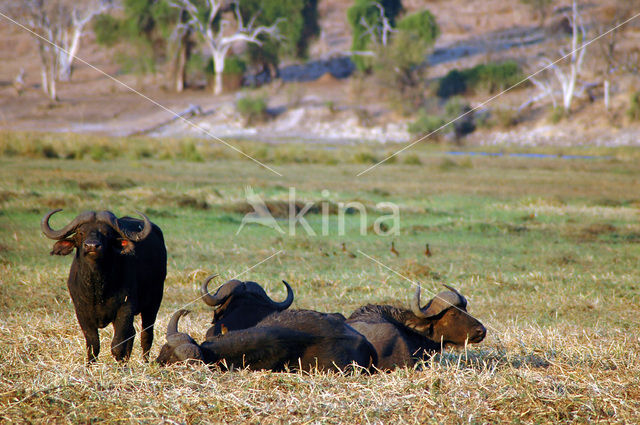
[[156, 309, 376, 372], [200, 275, 294, 338], [347, 285, 486, 370], [42, 209, 167, 363]]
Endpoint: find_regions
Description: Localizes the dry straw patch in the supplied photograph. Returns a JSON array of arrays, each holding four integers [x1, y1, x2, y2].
[[1, 312, 639, 424]]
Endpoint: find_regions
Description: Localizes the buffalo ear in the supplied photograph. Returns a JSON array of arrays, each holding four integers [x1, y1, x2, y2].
[[117, 239, 136, 255], [51, 239, 75, 256]]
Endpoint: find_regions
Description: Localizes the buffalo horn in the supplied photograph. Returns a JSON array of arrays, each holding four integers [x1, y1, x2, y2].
[[200, 275, 243, 307], [41, 209, 96, 240], [96, 210, 152, 242], [411, 285, 465, 318], [271, 280, 294, 310], [167, 309, 190, 338]]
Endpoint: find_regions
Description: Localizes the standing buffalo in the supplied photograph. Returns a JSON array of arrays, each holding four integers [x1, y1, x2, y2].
[[42, 209, 167, 363], [347, 285, 486, 370], [200, 276, 294, 338], [156, 308, 376, 371]]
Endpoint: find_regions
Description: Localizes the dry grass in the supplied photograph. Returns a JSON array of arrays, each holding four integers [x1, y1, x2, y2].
[[1, 137, 640, 423]]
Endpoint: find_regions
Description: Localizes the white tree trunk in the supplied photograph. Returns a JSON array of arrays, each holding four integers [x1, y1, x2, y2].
[[604, 80, 610, 110], [48, 61, 57, 100], [41, 66, 49, 95], [213, 52, 225, 95], [58, 26, 82, 81], [173, 41, 187, 93], [561, 0, 586, 112]]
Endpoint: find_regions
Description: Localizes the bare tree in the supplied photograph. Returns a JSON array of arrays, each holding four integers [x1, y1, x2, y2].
[[530, 0, 587, 113], [56, 1, 113, 81], [9, 0, 112, 100], [169, 7, 193, 93], [170, 0, 280, 95]]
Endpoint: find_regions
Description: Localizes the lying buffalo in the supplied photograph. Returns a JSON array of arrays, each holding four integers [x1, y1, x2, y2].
[[347, 285, 486, 370], [200, 276, 294, 338], [156, 309, 376, 371], [42, 209, 166, 363]]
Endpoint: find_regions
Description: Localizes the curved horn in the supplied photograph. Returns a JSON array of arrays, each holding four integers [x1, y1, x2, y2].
[[41, 209, 95, 240], [411, 285, 428, 318], [270, 280, 294, 310], [442, 284, 467, 308], [200, 274, 221, 306], [411, 285, 464, 318], [167, 309, 190, 337], [96, 210, 152, 242]]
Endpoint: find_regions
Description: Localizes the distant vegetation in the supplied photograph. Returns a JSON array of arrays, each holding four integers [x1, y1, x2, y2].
[[628, 91, 640, 121], [236, 95, 269, 125], [437, 61, 524, 98]]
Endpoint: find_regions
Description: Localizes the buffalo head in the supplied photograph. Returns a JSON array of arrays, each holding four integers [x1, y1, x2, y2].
[[201, 276, 294, 337], [41, 209, 152, 260], [155, 310, 204, 365], [408, 285, 486, 346]]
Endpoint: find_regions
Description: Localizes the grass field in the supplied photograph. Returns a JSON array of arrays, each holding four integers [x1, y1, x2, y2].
[[1, 134, 640, 423]]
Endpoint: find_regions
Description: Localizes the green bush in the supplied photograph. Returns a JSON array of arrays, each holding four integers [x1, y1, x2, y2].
[[396, 10, 439, 45], [236, 95, 269, 125], [352, 151, 379, 164], [206, 56, 247, 76], [373, 29, 431, 114], [403, 154, 422, 165], [177, 142, 204, 162], [627, 91, 640, 121], [347, 0, 403, 72], [465, 61, 523, 93], [444, 97, 475, 139], [548, 106, 566, 124], [437, 69, 467, 98], [407, 109, 446, 137], [437, 61, 524, 98], [92, 14, 122, 47]]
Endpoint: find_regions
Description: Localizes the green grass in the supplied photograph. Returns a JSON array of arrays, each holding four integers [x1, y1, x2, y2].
[[1, 134, 640, 423]]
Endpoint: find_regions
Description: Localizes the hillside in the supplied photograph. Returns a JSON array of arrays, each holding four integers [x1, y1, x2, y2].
[[0, 0, 639, 146]]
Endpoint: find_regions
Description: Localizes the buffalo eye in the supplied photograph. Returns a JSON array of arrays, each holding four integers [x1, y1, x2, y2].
[[117, 239, 135, 255]]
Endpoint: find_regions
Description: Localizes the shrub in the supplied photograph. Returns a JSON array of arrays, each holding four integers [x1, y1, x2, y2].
[[236, 95, 269, 125], [373, 30, 431, 114], [627, 91, 640, 121], [494, 108, 519, 128], [437, 69, 466, 98], [206, 56, 247, 76], [465, 61, 523, 93], [352, 151, 379, 164], [347, 0, 403, 72], [444, 97, 475, 139], [396, 10, 439, 46], [548, 106, 566, 124], [403, 154, 422, 165], [407, 109, 446, 137], [437, 61, 524, 98], [177, 142, 204, 162]]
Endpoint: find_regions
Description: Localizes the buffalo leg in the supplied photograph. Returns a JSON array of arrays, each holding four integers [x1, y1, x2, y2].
[[140, 309, 158, 362], [111, 307, 135, 362], [81, 325, 100, 364]]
